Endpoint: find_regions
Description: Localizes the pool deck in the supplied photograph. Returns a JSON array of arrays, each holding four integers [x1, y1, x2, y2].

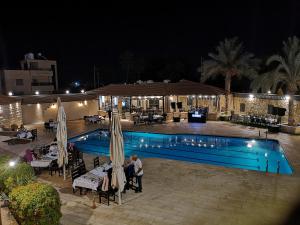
[[1, 119, 300, 225]]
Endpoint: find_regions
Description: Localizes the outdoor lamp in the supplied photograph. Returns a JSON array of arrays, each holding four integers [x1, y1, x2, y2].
[[9, 161, 16, 167]]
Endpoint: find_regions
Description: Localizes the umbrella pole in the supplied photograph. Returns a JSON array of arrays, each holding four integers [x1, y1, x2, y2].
[[63, 159, 66, 180], [118, 189, 121, 205]]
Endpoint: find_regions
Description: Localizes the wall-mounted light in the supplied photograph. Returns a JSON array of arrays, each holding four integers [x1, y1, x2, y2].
[[138, 96, 142, 99], [211, 95, 216, 98], [267, 90, 271, 94], [78, 102, 83, 107], [65, 90, 70, 94], [37, 103, 40, 109], [8, 91, 13, 96], [285, 95, 290, 100], [81, 89, 85, 93], [51, 104, 56, 109], [198, 95, 202, 98], [35, 91, 39, 95], [249, 94, 254, 100], [84, 100, 87, 105]]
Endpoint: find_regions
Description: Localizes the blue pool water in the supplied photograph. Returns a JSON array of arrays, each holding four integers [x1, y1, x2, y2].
[[69, 130, 293, 175]]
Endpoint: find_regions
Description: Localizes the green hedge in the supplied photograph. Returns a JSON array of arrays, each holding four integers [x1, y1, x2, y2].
[[9, 182, 62, 225], [0, 158, 35, 194]]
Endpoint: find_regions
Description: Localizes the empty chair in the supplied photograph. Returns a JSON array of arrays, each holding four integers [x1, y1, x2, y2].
[[48, 160, 63, 176], [71, 167, 82, 194], [30, 129, 38, 141], [78, 161, 87, 175], [94, 156, 100, 168]]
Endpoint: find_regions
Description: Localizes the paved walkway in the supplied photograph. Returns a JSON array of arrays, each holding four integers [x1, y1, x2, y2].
[[1, 119, 300, 225]]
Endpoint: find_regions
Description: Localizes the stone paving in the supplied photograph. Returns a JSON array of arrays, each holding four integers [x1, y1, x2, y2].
[[1, 119, 300, 225]]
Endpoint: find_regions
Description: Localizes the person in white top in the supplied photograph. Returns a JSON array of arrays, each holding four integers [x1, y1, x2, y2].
[[132, 155, 143, 193]]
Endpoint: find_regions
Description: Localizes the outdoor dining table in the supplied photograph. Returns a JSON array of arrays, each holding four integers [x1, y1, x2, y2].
[[72, 163, 112, 191], [30, 152, 58, 168]]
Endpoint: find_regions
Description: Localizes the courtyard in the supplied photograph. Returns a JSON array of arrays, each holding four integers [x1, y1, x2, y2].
[[1, 120, 300, 225]]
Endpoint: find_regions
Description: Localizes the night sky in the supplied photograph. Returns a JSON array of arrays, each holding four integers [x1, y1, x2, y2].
[[1, 2, 300, 92]]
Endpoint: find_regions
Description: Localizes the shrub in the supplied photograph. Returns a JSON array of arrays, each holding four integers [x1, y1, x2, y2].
[[0, 160, 35, 194], [9, 182, 62, 225]]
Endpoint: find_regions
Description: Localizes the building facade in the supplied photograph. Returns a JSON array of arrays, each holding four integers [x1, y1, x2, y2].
[[0, 55, 58, 95]]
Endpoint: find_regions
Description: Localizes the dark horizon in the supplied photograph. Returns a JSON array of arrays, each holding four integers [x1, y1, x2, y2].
[[1, 3, 300, 92]]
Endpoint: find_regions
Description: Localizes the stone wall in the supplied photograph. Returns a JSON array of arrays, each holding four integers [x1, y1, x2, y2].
[[0, 102, 23, 127], [232, 95, 300, 124], [22, 100, 99, 124]]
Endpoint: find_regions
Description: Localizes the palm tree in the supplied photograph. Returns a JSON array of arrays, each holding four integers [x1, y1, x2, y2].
[[201, 37, 259, 113], [251, 36, 300, 126], [120, 51, 134, 83]]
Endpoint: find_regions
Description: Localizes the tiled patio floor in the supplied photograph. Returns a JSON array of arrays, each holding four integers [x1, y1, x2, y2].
[[1, 119, 300, 225]]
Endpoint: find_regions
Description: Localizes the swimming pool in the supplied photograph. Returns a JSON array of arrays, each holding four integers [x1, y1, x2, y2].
[[69, 130, 293, 175]]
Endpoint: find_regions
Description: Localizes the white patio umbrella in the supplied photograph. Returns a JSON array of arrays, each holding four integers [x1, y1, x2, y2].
[[110, 113, 126, 205], [56, 97, 68, 180]]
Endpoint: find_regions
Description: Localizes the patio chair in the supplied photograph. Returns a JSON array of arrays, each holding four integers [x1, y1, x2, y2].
[[98, 186, 116, 206], [30, 129, 38, 141], [49, 160, 63, 176], [78, 161, 87, 175], [71, 167, 82, 194], [94, 156, 100, 168]]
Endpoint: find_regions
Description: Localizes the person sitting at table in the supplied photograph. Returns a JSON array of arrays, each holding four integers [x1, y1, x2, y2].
[[23, 149, 37, 163]]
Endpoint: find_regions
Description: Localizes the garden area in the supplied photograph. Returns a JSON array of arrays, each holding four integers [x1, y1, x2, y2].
[[0, 156, 62, 225]]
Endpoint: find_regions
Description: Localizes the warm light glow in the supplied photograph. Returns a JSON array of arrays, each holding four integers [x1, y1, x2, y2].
[[198, 95, 202, 98], [9, 161, 16, 167], [35, 91, 39, 95], [204, 95, 208, 98], [84, 100, 87, 105], [192, 95, 195, 98], [78, 102, 83, 107], [249, 94, 254, 99], [65, 90, 70, 94], [81, 89, 85, 93], [285, 95, 290, 100], [37, 103, 40, 109], [8, 91, 13, 96], [151, 96, 154, 99], [211, 95, 216, 98], [267, 90, 271, 94], [138, 96, 141, 99], [51, 104, 56, 109]]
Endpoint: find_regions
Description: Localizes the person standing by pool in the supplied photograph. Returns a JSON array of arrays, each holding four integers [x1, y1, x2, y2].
[[107, 108, 112, 123], [132, 155, 143, 193]]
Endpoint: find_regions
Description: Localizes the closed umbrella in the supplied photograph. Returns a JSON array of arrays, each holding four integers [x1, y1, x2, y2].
[[56, 97, 68, 180], [110, 113, 126, 205]]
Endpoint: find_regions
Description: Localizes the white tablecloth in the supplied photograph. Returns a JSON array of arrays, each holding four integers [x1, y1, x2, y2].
[[72, 164, 112, 191], [30, 153, 58, 168]]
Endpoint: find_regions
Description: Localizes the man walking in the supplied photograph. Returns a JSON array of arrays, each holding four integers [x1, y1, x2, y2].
[[132, 155, 143, 193]]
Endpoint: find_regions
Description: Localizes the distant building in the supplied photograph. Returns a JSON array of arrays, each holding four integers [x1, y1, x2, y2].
[[0, 53, 58, 95]]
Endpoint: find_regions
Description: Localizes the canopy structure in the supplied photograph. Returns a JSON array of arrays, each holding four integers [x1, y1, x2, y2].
[[110, 113, 127, 205], [88, 79, 225, 96], [56, 97, 68, 180]]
